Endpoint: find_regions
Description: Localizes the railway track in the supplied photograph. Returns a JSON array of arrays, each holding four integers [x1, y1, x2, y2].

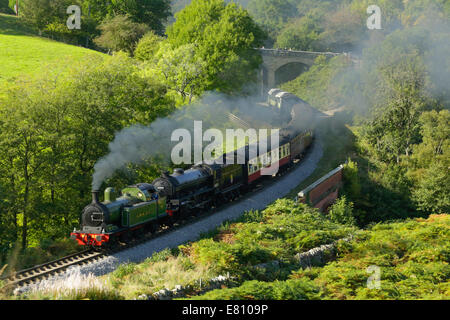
[[0, 144, 312, 292], [0, 211, 217, 290], [0, 249, 104, 289]]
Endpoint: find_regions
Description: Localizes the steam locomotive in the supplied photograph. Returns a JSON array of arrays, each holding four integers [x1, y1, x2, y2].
[[70, 129, 313, 247], [71, 90, 315, 247]]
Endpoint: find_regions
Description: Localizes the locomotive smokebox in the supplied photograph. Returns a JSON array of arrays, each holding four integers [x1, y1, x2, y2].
[[92, 190, 100, 204]]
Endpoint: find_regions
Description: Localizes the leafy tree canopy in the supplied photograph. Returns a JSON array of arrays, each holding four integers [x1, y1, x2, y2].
[[166, 0, 266, 94], [81, 0, 171, 34], [94, 14, 150, 55]]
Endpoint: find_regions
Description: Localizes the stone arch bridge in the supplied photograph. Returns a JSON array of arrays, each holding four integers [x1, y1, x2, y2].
[[257, 48, 343, 95]]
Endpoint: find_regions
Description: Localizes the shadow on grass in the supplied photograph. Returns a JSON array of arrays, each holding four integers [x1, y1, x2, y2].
[[0, 14, 36, 36]]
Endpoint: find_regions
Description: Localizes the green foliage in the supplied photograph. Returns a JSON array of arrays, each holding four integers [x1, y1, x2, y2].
[[20, 0, 70, 31], [342, 159, 361, 200], [247, 0, 297, 40], [188, 199, 355, 275], [166, 0, 266, 94], [362, 55, 429, 164], [408, 110, 450, 214], [275, 13, 322, 50], [328, 196, 356, 226], [134, 31, 163, 61], [239, 209, 265, 223], [308, 215, 450, 299], [191, 279, 320, 300], [412, 161, 450, 214], [112, 263, 137, 279], [282, 55, 355, 111], [411, 110, 450, 169], [0, 0, 13, 14], [195, 215, 449, 300], [82, 0, 171, 35], [94, 14, 150, 55], [151, 42, 207, 105], [0, 53, 174, 251], [144, 248, 174, 263]]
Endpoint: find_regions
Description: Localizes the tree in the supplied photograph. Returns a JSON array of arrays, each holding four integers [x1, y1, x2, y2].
[[0, 86, 53, 248], [153, 43, 207, 105], [82, 0, 171, 34], [94, 14, 150, 55], [20, 0, 72, 32], [412, 160, 450, 214], [247, 0, 297, 40], [166, 0, 266, 94], [0, 53, 174, 250], [318, 5, 366, 52], [408, 109, 449, 214], [134, 31, 164, 61], [131, 0, 171, 35], [412, 110, 450, 169], [0, 0, 13, 14], [275, 14, 322, 50], [363, 49, 429, 164]]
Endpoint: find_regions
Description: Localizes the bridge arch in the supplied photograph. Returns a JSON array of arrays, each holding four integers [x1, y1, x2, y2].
[[257, 48, 342, 95], [274, 62, 309, 87]]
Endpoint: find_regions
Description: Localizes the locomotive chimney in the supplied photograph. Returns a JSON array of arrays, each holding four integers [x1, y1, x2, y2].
[[92, 190, 100, 204]]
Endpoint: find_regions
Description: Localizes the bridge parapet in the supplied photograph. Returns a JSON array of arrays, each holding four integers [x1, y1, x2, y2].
[[257, 48, 341, 58]]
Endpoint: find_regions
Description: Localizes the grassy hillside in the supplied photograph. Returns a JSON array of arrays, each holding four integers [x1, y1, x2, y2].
[[0, 14, 104, 88]]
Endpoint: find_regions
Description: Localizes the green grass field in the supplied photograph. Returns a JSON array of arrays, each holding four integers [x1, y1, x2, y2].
[[0, 14, 104, 88]]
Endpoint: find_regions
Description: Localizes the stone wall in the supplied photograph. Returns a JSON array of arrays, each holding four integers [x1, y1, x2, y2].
[[254, 235, 354, 271]]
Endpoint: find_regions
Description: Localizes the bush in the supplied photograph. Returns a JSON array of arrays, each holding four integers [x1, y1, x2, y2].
[[412, 161, 450, 214], [145, 248, 174, 263], [191, 279, 320, 300], [134, 31, 163, 61], [112, 263, 137, 279], [299, 215, 450, 300], [328, 196, 356, 226], [94, 15, 150, 55], [343, 159, 361, 201], [188, 199, 356, 274]]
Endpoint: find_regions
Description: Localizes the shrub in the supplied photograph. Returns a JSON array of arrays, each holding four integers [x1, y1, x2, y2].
[[94, 15, 150, 55], [328, 196, 356, 226], [343, 159, 361, 201], [187, 199, 356, 274], [308, 215, 449, 299], [134, 31, 163, 61], [145, 248, 174, 263], [112, 263, 137, 279], [190, 279, 320, 300]]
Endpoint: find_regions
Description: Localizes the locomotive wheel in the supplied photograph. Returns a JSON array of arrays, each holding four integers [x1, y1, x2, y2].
[[190, 210, 198, 218], [92, 245, 103, 252], [133, 227, 145, 239], [119, 232, 131, 244], [148, 222, 159, 234], [165, 216, 175, 227]]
